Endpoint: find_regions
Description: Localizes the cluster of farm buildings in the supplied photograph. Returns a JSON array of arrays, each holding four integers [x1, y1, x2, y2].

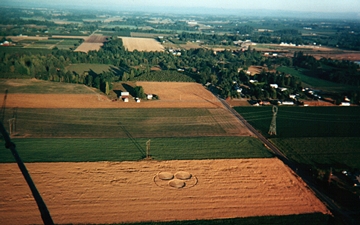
[[118, 91, 154, 103]]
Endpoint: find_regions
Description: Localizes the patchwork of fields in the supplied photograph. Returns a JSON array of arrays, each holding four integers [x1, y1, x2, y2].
[[0, 79, 331, 224], [6, 36, 85, 50]]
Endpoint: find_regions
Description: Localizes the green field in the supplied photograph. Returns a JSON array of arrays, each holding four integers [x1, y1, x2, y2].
[[0, 79, 94, 94], [66, 63, 120, 75], [277, 66, 359, 92], [234, 106, 360, 169], [271, 137, 360, 169], [55, 39, 83, 50], [5, 108, 247, 138], [0, 136, 272, 163], [134, 70, 196, 82], [0, 47, 52, 54]]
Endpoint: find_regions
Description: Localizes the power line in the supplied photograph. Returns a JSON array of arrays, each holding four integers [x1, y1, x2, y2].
[[268, 106, 278, 136]]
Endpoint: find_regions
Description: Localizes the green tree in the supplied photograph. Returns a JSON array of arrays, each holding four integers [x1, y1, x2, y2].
[[134, 86, 146, 99], [94, 76, 101, 89], [105, 82, 110, 95], [122, 72, 129, 81]]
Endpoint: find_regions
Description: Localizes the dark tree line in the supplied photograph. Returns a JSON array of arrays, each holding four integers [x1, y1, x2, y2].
[[293, 51, 360, 86]]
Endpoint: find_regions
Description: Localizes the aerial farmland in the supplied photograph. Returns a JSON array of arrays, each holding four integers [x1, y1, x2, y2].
[[1, 1, 360, 224]]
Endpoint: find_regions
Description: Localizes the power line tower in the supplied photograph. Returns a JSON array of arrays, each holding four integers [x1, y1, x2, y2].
[[268, 105, 278, 135]]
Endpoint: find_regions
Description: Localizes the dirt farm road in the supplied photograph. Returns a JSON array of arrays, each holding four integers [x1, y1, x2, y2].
[[219, 98, 358, 225]]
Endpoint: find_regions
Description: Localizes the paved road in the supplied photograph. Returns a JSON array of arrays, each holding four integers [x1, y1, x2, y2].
[[219, 98, 358, 225]]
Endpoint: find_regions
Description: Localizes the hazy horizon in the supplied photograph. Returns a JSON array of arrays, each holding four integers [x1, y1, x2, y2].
[[2, 0, 360, 19]]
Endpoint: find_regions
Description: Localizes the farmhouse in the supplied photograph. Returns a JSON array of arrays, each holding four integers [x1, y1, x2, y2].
[[281, 101, 294, 105], [289, 94, 297, 99], [120, 91, 130, 102]]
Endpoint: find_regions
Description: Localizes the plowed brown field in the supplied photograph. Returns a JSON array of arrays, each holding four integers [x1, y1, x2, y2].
[[0, 158, 329, 225]]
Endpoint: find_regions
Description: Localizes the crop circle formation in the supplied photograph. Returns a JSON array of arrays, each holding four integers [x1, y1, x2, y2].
[[154, 171, 197, 189]]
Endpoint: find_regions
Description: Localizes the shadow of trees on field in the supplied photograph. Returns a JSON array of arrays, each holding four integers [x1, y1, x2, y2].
[[122, 83, 135, 96], [113, 90, 122, 98]]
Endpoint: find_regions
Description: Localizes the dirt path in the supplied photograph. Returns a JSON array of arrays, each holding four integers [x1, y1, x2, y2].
[[0, 159, 329, 225]]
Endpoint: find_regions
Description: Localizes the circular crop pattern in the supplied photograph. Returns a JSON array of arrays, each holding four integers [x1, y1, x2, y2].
[[168, 179, 186, 188], [158, 172, 174, 180], [175, 171, 192, 180], [154, 171, 197, 189]]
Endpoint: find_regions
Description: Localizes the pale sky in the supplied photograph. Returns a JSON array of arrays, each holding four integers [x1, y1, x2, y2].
[[5, 0, 360, 13]]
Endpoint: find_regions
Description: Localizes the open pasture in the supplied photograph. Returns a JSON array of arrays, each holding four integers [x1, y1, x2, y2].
[[0, 159, 329, 225], [120, 37, 164, 52]]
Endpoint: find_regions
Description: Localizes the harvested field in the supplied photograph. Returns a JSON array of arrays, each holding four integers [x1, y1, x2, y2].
[[226, 98, 251, 107], [74, 42, 103, 53], [84, 34, 107, 43], [74, 34, 107, 53], [137, 82, 221, 106], [247, 66, 265, 75], [120, 37, 164, 52], [52, 35, 87, 40], [2, 81, 223, 109], [0, 158, 329, 225], [6, 36, 48, 42]]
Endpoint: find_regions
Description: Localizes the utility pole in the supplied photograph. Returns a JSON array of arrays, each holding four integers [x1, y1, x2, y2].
[[146, 139, 151, 159], [8, 118, 15, 135]]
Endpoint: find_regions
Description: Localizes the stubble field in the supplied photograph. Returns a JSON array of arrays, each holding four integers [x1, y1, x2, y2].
[[2, 81, 223, 109], [0, 159, 329, 225], [120, 37, 164, 52], [74, 34, 107, 53]]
